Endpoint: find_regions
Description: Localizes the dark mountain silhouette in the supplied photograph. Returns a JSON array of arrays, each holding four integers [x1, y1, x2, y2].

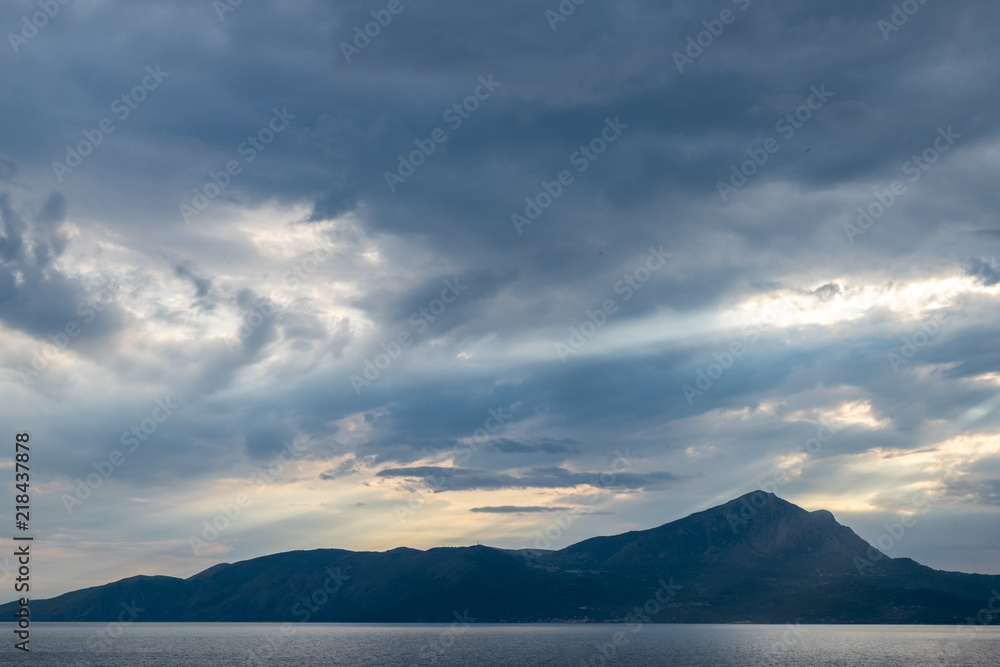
[[6, 492, 999, 624]]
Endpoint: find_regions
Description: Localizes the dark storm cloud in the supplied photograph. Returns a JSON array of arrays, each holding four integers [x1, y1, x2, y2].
[[376, 465, 683, 492], [348, 266, 518, 344], [945, 478, 1000, 507], [3, 0, 1000, 595], [0, 192, 126, 346], [1, 0, 995, 301]]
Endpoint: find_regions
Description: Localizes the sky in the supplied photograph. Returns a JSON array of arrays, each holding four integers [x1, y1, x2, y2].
[[2, 0, 1000, 599]]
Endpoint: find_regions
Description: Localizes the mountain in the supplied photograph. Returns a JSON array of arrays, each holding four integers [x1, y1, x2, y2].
[[6, 492, 999, 624]]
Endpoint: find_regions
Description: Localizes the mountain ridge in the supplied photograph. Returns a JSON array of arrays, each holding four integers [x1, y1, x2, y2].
[[6, 491, 999, 624]]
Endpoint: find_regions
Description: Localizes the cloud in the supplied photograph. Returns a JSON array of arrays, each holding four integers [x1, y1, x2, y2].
[[483, 438, 580, 454], [3, 0, 1000, 598], [174, 263, 213, 299], [0, 192, 127, 348], [376, 465, 683, 492], [469, 506, 573, 514]]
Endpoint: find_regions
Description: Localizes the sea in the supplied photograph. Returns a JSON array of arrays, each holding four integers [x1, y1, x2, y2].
[[3, 623, 999, 666]]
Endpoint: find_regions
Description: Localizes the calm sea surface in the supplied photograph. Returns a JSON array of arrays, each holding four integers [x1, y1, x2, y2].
[[3, 623, 998, 666]]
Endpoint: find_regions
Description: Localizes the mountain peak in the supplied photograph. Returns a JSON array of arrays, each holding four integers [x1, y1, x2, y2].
[[546, 490, 876, 569], [810, 508, 837, 521], [719, 489, 798, 513], [698, 491, 873, 559]]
